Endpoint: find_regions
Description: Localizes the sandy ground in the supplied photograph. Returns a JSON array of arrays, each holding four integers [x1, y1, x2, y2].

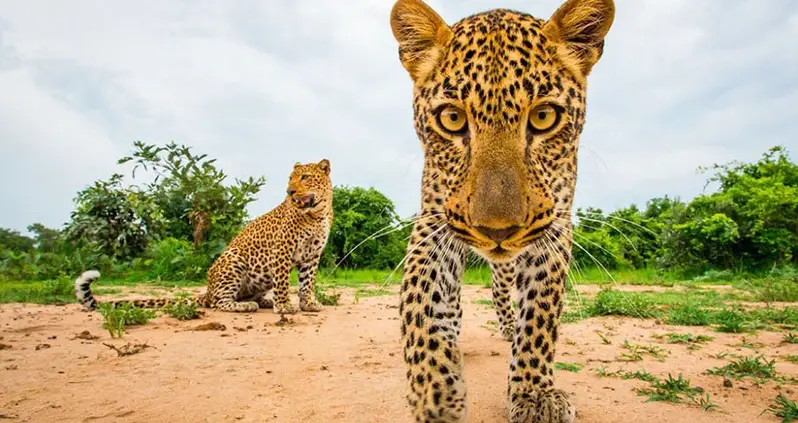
[[1, 285, 796, 423]]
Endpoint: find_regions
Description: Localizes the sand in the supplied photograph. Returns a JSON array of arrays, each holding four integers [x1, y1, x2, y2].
[[1, 285, 795, 423]]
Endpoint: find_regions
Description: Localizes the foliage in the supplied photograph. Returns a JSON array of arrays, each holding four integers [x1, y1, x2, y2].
[[97, 303, 156, 338], [0, 228, 35, 252], [64, 174, 152, 260], [764, 394, 798, 422], [136, 237, 217, 281], [118, 141, 266, 248], [162, 297, 202, 321], [321, 186, 411, 270]]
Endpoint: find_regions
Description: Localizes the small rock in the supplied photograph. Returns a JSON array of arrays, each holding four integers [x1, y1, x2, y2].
[[35, 343, 51, 351], [723, 378, 733, 388]]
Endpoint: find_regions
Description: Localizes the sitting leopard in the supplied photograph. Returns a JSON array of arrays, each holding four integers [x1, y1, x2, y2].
[[75, 159, 334, 315], [389, 0, 614, 422]]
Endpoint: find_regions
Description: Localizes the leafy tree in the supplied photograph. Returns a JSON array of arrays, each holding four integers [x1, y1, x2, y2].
[[27, 223, 62, 253], [662, 146, 798, 270], [64, 174, 151, 259], [0, 228, 35, 253], [119, 141, 266, 249], [321, 186, 410, 270]]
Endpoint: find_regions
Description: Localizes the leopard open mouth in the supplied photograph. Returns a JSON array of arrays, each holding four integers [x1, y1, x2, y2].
[[294, 194, 316, 209]]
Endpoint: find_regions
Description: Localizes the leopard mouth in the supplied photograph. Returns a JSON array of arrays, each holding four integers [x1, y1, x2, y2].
[[293, 194, 316, 209], [446, 220, 554, 263]]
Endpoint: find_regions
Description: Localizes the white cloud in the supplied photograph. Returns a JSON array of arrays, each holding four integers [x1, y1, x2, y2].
[[0, 0, 796, 233]]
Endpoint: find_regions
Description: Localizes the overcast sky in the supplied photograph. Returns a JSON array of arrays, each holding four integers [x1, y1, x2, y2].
[[1, 0, 796, 233]]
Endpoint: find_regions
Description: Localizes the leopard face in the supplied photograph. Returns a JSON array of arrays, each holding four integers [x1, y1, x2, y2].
[[391, 0, 614, 263], [286, 159, 333, 215]]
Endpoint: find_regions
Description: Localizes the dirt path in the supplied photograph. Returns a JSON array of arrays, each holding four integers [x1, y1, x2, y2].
[[1, 286, 795, 423]]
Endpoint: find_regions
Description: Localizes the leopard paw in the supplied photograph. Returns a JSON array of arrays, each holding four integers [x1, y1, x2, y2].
[[300, 300, 323, 312], [274, 301, 298, 315], [509, 389, 575, 423]]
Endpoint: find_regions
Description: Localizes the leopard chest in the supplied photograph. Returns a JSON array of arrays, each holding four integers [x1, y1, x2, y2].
[[291, 219, 331, 265]]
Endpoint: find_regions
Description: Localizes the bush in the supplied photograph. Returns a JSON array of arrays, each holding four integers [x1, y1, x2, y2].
[[138, 238, 215, 281]]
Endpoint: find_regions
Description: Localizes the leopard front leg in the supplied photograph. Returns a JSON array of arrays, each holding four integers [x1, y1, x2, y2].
[[400, 227, 468, 423], [507, 251, 574, 423], [298, 253, 323, 312], [491, 262, 516, 342], [271, 258, 297, 315]]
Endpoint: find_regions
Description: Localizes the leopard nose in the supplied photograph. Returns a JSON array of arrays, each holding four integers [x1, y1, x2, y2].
[[474, 225, 521, 243], [287, 189, 296, 196]]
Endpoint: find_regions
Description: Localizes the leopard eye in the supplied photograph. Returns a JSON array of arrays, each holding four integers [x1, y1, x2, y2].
[[436, 105, 468, 135], [300, 174, 308, 181], [528, 104, 561, 133]]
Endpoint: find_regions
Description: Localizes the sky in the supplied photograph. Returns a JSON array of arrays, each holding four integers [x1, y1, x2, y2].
[[1, 0, 796, 234]]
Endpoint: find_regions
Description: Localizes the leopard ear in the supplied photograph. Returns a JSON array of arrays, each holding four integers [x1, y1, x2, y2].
[[390, 0, 452, 82], [318, 159, 331, 175], [294, 162, 301, 168], [543, 0, 615, 76]]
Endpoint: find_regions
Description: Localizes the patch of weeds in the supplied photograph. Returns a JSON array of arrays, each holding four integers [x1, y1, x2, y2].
[[692, 393, 721, 412], [763, 393, 798, 422], [636, 373, 702, 404], [163, 300, 201, 321], [656, 332, 714, 346], [315, 286, 341, 306], [94, 288, 123, 296], [555, 362, 584, 373], [732, 336, 765, 350], [621, 370, 658, 383], [714, 309, 749, 333], [561, 308, 589, 323], [756, 277, 798, 303], [595, 331, 612, 345], [664, 303, 711, 326], [619, 340, 669, 362], [783, 332, 798, 344], [97, 303, 155, 338], [596, 367, 621, 378], [473, 298, 494, 307], [707, 355, 777, 381], [589, 288, 656, 318], [783, 355, 798, 364], [755, 307, 798, 330]]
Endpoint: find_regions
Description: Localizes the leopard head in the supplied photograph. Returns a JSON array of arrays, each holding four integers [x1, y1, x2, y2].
[[286, 159, 333, 215], [390, 0, 614, 262]]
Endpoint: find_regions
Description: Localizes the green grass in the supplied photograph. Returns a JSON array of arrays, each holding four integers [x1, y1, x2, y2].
[[162, 298, 201, 321], [555, 362, 584, 373], [636, 373, 703, 404], [656, 332, 714, 345], [619, 340, 669, 362], [663, 303, 714, 326], [621, 369, 658, 383], [763, 394, 798, 422], [315, 285, 341, 306], [707, 355, 778, 381], [783, 332, 798, 344], [0, 278, 76, 304], [588, 288, 657, 318], [97, 303, 155, 338]]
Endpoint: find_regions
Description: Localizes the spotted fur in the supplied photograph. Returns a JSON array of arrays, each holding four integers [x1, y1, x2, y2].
[[389, 0, 614, 422], [75, 159, 334, 315]]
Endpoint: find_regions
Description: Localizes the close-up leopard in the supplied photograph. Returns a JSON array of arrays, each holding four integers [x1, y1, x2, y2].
[[75, 159, 334, 315], [389, 0, 614, 421]]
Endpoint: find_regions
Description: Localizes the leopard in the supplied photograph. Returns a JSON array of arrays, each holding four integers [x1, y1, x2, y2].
[[75, 159, 334, 315], [389, 0, 614, 421]]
